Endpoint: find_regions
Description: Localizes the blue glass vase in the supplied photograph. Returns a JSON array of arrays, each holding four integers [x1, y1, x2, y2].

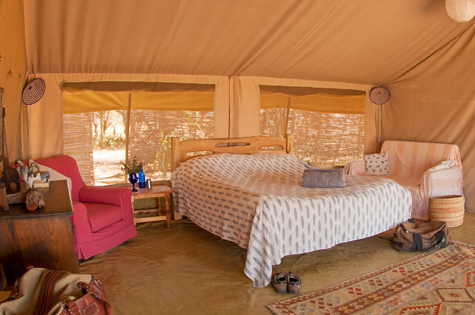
[[128, 173, 138, 192]]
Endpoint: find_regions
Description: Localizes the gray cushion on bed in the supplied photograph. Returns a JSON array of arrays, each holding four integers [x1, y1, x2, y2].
[[302, 168, 346, 188]]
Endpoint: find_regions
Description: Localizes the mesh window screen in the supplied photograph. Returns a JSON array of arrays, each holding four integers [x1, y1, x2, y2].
[[63, 81, 215, 185], [261, 109, 364, 168], [260, 85, 365, 168], [128, 110, 214, 180], [63, 110, 213, 185]]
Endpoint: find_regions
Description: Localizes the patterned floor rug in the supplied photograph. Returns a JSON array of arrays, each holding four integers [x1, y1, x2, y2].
[[267, 240, 475, 315]]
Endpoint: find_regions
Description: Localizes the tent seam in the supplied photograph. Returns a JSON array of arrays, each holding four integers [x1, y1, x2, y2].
[[387, 20, 475, 85]]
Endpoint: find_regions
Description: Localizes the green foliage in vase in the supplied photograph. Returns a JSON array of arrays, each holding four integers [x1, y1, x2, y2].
[[119, 156, 143, 174]]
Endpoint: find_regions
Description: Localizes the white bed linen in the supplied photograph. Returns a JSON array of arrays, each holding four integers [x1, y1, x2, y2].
[[171, 153, 412, 287]]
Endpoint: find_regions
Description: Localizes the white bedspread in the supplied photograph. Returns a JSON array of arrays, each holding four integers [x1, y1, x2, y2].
[[171, 153, 412, 287]]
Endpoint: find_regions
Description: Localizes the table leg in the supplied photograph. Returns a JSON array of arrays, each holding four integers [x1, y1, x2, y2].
[[131, 196, 136, 225], [165, 194, 171, 228]]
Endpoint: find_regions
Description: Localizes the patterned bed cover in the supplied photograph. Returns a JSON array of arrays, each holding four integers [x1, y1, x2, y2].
[[171, 153, 412, 287]]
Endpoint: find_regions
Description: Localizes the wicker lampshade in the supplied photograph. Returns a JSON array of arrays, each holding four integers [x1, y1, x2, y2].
[[446, 0, 475, 23]]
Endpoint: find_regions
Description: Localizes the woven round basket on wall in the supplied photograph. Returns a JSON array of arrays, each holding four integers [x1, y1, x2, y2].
[[429, 195, 464, 227]]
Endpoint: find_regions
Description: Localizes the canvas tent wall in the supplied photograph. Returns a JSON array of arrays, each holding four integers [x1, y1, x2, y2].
[[27, 74, 375, 157], [0, 0, 27, 163], [2, 0, 475, 212], [384, 22, 475, 214]]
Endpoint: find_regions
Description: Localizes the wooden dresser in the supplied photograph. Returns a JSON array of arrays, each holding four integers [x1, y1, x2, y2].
[[0, 180, 79, 287]]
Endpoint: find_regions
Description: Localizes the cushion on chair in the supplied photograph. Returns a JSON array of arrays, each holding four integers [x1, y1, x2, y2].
[[364, 151, 390, 175], [84, 202, 124, 232]]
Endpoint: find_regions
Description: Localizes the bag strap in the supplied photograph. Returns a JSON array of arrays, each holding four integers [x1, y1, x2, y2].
[[61, 299, 80, 315], [413, 222, 448, 253], [61, 276, 112, 315], [32, 270, 66, 315]]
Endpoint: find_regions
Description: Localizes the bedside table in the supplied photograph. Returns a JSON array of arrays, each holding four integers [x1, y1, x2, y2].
[[131, 185, 175, 227]]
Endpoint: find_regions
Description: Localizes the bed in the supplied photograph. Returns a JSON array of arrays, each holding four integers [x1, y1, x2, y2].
[[170, 136, 412, 287]]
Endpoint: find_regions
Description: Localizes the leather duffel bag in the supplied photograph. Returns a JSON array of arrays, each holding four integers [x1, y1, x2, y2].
[[0, 267, 112, 315], [391, 219, 451, 252]]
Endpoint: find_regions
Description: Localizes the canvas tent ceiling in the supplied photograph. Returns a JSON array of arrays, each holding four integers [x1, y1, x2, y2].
[[23, 0, 474, 83], [13, 0, 475, 213]]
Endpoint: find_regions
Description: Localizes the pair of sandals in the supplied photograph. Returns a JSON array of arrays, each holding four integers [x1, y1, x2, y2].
[[271, 272, 301, 294]]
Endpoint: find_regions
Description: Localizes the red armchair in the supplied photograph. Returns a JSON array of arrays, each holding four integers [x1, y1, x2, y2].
[[34, 155, 137, 260]]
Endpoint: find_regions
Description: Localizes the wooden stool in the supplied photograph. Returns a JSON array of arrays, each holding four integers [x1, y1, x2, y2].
[[131, 185, 175, 227]]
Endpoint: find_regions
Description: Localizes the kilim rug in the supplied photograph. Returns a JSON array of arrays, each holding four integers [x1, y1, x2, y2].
[[267, 240, 475, 315]]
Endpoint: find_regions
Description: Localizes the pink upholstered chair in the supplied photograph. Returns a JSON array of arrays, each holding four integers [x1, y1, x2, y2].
[[34, 155, 137, 260], [345, 140, 464, 220]]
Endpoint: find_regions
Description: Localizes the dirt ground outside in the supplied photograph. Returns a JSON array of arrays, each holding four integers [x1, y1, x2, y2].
[[92, 148, 169, 185], [93, 149, 127, 185]]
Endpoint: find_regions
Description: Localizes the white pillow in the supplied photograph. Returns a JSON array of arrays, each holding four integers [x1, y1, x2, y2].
[[30, 159, 73, 195], [364, 151, 390, 175]]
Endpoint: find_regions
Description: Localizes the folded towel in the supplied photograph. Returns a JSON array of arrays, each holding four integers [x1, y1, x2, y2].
[[429, 160, 456, 171], [302, 168, 346, 188], [417, 160, 457, 186]]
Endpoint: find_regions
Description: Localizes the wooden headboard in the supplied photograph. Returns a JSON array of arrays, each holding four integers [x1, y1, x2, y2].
[[171, 134, 293, 171]]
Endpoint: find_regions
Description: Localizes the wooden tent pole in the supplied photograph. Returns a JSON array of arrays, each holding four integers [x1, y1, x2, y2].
[[284, 97, 291, 136], [377, 105, 382, 152], [124, 94, 132, 181]]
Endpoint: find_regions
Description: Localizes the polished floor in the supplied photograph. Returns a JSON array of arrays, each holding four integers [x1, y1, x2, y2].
[[79, 212, 475, 315]]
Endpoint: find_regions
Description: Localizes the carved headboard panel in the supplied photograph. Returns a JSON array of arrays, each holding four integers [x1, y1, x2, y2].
[[171, 134, 293, 171]]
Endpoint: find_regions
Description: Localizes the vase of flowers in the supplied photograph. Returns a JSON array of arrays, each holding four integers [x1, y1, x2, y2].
[[119, 156, 143, 192]]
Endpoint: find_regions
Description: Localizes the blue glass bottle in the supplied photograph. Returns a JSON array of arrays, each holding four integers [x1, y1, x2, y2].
[[138, 167, 146, 188]]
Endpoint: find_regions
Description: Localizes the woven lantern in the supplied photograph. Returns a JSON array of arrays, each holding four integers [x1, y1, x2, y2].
[[446, 0, 475, 22]]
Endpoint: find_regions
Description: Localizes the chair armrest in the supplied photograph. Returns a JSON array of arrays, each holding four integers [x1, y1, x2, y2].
[[344, 160, 365, 175], [71, 201, 93, 243], [420, 166, 464, 197], [79, 186, 132, 206]]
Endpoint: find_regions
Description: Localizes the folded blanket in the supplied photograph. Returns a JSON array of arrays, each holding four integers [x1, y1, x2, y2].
[[302, 168, 346, 188], [428, 160, 456, 171]]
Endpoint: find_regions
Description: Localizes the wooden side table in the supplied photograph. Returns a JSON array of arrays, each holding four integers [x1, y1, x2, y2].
[[131, 185, 174, 227], [0, 180, 79, 286]]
